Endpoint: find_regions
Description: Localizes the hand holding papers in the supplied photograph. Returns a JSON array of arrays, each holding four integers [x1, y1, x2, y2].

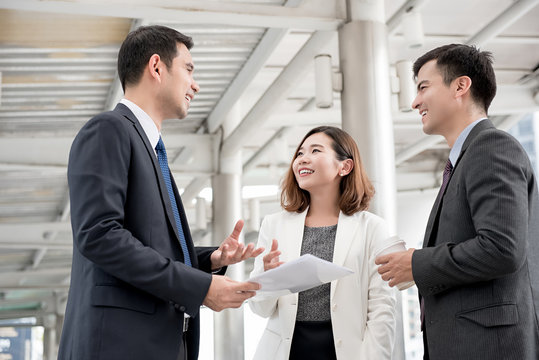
[[249, 254, 354, 295]]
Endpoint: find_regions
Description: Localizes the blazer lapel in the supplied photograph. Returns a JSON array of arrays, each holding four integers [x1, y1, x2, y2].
[[282, 210, 308, 262], [332, 212, 357, 267], [115, 104, 181, 244], [331, 212, 358, 300]]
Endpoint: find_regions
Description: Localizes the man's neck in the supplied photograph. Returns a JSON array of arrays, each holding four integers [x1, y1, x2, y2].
[[444, 110, 486, 148], [124, 91, 163, 131]]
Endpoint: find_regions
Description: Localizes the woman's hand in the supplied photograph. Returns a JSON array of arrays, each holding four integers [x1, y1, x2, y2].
[[263, 239, 284, 271]]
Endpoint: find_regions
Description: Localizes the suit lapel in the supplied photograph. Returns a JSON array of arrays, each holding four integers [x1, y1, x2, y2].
[[282, 210, 308, 262], [114, 104, 182, 245], [423, 119, 494, 248], [331, 212, 358, 300], [332, 212, 357, 267]]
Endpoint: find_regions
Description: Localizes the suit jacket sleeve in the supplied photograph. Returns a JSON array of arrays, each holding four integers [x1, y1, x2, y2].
[[68, 114, 212, 316], [412, 129, 530, 297]]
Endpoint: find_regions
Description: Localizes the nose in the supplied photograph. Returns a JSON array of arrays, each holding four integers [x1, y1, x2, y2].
[[192, 79, 200, 93], [411, 94, 420, 111]]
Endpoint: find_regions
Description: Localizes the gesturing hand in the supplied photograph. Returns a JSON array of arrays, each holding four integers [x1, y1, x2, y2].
[[263, 239, 284, 272], [211, 220, 264, 270], [203, 275, 260, 312]]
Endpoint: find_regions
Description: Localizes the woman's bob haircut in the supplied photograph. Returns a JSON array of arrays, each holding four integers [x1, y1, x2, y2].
[[281, 126, 374, 216]]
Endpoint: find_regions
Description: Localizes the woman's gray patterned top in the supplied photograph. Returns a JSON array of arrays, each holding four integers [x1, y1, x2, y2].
[[295, 224, 337, 322]]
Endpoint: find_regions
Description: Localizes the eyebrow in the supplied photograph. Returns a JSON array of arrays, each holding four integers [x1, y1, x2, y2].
[[416, 80, 429, 91], [299, 143, 325, 151]]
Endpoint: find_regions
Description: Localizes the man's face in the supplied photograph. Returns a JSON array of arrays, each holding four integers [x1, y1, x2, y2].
[[160, 43, 200, 120], [411, 60, 456, 136]]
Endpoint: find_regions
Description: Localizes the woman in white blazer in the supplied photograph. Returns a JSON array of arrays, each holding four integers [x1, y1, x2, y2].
[[249, 126, 397, 360]]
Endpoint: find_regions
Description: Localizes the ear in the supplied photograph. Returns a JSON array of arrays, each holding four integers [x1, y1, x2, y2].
[[148, 54, 162, 82], [340, 159, 354, 176], [453, 75, 472, 99]]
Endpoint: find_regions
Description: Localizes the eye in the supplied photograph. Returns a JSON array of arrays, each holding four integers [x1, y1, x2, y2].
[[312, 149, 321, 153], [296, 151, 303, 156]]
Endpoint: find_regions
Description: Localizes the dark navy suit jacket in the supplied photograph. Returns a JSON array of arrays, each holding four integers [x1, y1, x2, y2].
[[58, 104, 221, 360]]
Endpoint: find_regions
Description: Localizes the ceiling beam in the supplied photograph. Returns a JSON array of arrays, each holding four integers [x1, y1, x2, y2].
[[466, 0, 539, 47], [221, 31, 335, 157], [0, 0, 343, 31], [386, 0, 431, 34]]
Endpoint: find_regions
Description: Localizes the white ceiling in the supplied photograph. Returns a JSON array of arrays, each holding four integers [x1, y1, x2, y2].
[[0, 0, 538, 322]]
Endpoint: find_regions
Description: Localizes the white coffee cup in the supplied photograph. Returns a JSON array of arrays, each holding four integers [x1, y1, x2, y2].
[[375, 236, 415, 291]]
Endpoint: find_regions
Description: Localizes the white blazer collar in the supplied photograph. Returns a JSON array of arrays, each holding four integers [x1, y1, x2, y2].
[[283, 208, 358, 267]]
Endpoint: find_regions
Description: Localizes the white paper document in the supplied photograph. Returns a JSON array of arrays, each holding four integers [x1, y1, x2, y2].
[[248, 254, 354, 295]]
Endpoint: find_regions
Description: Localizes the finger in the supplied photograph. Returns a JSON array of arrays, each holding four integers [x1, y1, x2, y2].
[[240, 244, 255, 260], [377, 264, 388, 274], [236, 281, 261, 291], [271, 239, 279, 252], [229, 219, 244, 240], [375, 255, 389, 265], [267, 261, 284, 270], [263, 251, 281, 263], [250, 247, 265, 258]]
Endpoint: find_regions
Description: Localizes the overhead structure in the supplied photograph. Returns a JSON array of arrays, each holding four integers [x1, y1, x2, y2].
[[0, 0, 538, 359]]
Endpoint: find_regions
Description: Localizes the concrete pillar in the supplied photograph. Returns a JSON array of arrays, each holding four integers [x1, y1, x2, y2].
[[339, 1, 403, 358], [42, 314, 58, 360], [212, 104, 246, 360]]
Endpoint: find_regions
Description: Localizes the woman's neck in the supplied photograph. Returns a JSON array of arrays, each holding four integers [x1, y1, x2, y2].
[[305, 191, 340, 227]]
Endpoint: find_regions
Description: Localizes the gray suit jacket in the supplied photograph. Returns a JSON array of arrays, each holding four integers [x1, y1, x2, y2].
[[412, 119, 539, 359]]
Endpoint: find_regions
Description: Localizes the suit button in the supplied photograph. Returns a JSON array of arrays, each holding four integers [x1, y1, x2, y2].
[[179, 306, 186, 312], [174, 304, 180, 310]]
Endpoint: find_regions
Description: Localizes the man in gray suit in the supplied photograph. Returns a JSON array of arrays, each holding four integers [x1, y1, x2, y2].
[[376, 44, 539, 359]]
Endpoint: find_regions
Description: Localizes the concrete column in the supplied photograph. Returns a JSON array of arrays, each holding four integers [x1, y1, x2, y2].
[[339, 1, 403, 358], [42, 314, 58, 360], [212, 104, 246, 360]]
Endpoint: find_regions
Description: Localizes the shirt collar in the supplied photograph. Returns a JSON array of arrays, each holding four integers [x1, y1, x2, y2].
[[120, 98, 160, 152], [449, 118, 487, 166]]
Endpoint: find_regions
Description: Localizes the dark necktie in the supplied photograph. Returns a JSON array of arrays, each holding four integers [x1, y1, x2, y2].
[[421, 158, 453, 329], [438, 158, 453, 198], [155, 137, 192, 266]]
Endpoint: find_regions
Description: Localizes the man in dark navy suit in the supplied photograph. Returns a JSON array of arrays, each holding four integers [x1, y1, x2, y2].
[[58, 25, 262, 360]]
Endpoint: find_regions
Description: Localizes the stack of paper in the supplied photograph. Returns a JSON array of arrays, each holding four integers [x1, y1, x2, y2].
[[248, 254, 354, 295]]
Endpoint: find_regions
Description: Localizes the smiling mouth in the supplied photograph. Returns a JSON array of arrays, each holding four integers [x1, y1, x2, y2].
[[299, 169, 314, 175], [421, 110, 427, 117]]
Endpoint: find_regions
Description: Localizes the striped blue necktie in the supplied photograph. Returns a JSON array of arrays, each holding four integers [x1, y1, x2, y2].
[[155, 137, 192, 266]]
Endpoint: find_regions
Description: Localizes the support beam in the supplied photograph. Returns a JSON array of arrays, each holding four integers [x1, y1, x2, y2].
[[386, 0, 431, 34], [206, 29, 288, 133], [466, 0, 539, 47], [205, 0, 306, 133], [221, 31, 335, 157], [104, 19, 146, 111], [0, 0, 343, 31]]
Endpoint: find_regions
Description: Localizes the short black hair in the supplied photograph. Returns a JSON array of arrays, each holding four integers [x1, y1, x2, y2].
[[117, 25, 194, 92], [413, 44, 497, 113]]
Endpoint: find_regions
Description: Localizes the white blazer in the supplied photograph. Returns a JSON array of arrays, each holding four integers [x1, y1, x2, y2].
[[249, 209, 397, 360]]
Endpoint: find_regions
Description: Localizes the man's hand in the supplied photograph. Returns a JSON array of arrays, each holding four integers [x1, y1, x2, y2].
[[211, 220, 264, 270], [263, 239, 284, 271], [203, 275, 260, 312], [375, 248, 415, 287]]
